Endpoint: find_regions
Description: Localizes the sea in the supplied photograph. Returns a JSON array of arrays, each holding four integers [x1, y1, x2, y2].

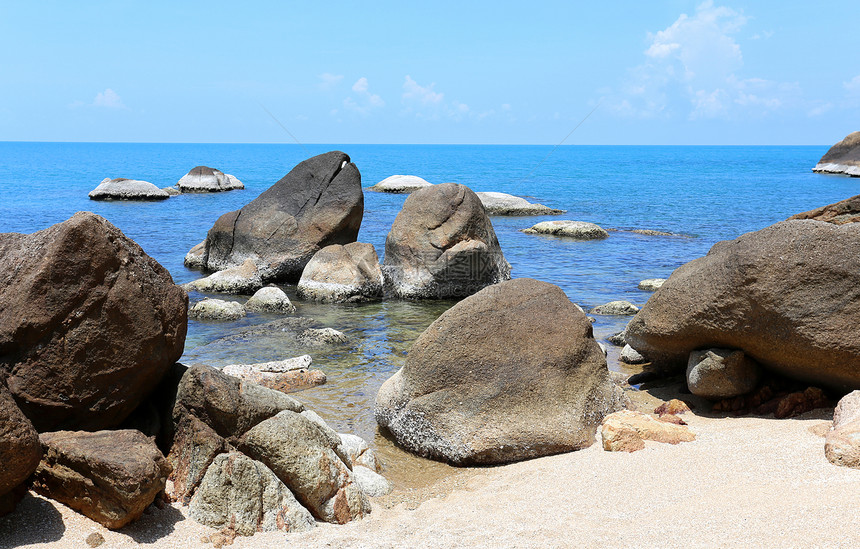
[[0, 142, 854, 474]]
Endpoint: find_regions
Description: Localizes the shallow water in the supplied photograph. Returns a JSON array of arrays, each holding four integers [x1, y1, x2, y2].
[[2, 142, 856, 479]]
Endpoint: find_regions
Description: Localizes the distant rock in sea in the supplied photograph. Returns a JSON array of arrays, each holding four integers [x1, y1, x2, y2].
[[813, 131, 860, 177], [788, 194, 860, 224], [88, 178, 169, 200], [475, 192, 564, 216], [367, 175, 433, 193], [177, 166, 244, 192], [522, 220, 609, 240]]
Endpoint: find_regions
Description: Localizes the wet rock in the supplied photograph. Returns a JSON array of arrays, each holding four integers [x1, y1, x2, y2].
[[522, 220, 608, 239], [812, 131, 860, 177], [383, 183, 510, 299], [190, 452, 315, 535], [222, 356, 326, 394], [626, 220, 860, 391], [0, 383, 42, 516], [177, 166, 244, 192], [184, 259, 263, 295], [600, 410, 696, 452], [686, 349, 761, 400], [375, 278, 626, 465], [297, 327, 349, 347], [239, 411, 370, 524], [200, 151, 363, 283], [32, 430, 171, 529], [475, 192, 564, 216], [244, 286, 296, 314], [607, 331, 627, 347], [88, 178, 169, 200], [367, 174, 433, 193], [620, 344, 647, 364], [590, 301, 639, 315], [638, 278, 666, 291], [0, 212, 187, 431], [297, 242, 383, 303], [189, 299, 246, 321]]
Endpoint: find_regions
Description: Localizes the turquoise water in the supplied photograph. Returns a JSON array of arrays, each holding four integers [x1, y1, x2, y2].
[[1, 142, 856, 445]]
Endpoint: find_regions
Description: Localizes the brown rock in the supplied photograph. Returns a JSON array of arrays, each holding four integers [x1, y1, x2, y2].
[[832, 390, 860, 428], [825, 418, 860, 469], [811, 131, 860, 177], [773, 387, 828, 419], [382, 183, 511, 299], [0, 212, 188, 432], [32, 430, 171, 529], [601, 410, 696, 452], [200, 151, 363, 283], [297, 242, 384, 303], [789, 194, 860, 224], [375, 278, 626, 465], [86, 532, 105, 547], [654, 399, 691, 416], [0, 383, 42, 515], [626, 220, 860, 391]]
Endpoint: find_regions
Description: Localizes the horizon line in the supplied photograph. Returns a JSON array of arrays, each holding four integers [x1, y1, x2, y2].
[[0, 140, 830, 147]]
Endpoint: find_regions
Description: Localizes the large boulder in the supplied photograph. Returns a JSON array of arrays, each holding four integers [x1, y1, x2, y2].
[[626, 220, 860, 391], [382, 183, 511, 299], [812, 132, 860, 177], [177, 166, 244, 192], [199, 151, 363, 283], [367, 175, 433, 193], [0, 212, 188, 432], [375, 278, 625, 465], [475, 192, 564, 216], [88, 178, 169, 200], [31, 430, 171, 529], [297, 242, 384, 303], [789, 194, 860, 225], [0, 383, 42, 515]]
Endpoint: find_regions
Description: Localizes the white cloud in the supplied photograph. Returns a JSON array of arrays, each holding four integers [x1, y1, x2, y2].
[[844, 75, 860, 95], [342, 77, 384, 116], [402, 76, 444, 106], [318, 73, 344, 90], [93, 88, 125, 109]]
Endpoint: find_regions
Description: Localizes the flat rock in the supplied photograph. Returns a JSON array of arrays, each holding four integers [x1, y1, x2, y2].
[[686, 348, 761, 400], [638, 278, 666, 291], [297, 242, 383, 303], [32, 430, 171, 529], [590, 300, 640, 315], [812, 132, 860, 177], [522, 220, 609, 239], [222, 356, 326, 394], [367, 175, 433, 193], [375, 278, 626, 465], [0, 212, 187, 431], [184, 259, 264, 295], [177, 166, 244, 192], [189, 298, 246, 321], [475, 192, 564, 216], [0, 383, 42, 516], [382, 183, 511, 299], [88, 178, 170, 200], [244, 286, 296, 314], [600, 410, 696, 452]]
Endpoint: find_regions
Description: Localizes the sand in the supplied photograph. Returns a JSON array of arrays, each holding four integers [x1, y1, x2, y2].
[[2, 405, 858, 549]]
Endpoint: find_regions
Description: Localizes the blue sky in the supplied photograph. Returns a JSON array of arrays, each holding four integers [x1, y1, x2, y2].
[[1, 1, 858, 144]]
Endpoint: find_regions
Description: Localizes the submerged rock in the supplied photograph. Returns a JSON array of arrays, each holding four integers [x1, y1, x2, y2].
[[200, 151, 363, 283], [812, 132, 860, 177], [88, 178, 169, 200], [177, 166, 244, 192], [184, 259, 264, 295], [475, 192, 564, 216], [522, 220, 609, 239], [244, 286, 296, 314], [189, 298, 246, 321], [375, 278, 626, 465], [382, 183, 511, 299], [297, 242, 383, 303], [367, 175, 433, 193]]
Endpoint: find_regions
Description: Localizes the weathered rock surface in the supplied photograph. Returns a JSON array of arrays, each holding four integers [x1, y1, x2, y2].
[[188, 299, 247, 321], [600, 410, 696, 452], [351, 466, 392, 497], [0, 383, 41, 515], [590, 301, 640, 315], [297, 327, 349, 347], [239, 411, 370, 523], [626, 220, 860, 391], [825, 390, 860, 469], [382, 183, 511, 299], [522, 220, 609, 240], [0, 212, 188, 431], [184, 259, 264, 295], [32, 430, 171, 529], [297, 242, 383, 303], [337, 433, 381, 472], [620, 344, 647, 365], [244, 286, 296, 314], [184, 241, 207, 269], [367, 175, 433, 193], [88, 178, 169, 200], [638, 278, 666, 291], [189, 452, 315, 535], [162, 186, 181, 196], [789, 194, 860, 225], [475, 192, 564, 216], [686, 349, 761, 400], [375, 278, 626, 465], [222, 356, 326, 394], [199, 151, 363, 283], [177, 166, 244, 192], [812, 131, 860, 177]]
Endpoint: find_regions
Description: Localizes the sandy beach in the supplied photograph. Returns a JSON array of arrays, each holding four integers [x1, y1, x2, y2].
[[3, 401, 858, 549]]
